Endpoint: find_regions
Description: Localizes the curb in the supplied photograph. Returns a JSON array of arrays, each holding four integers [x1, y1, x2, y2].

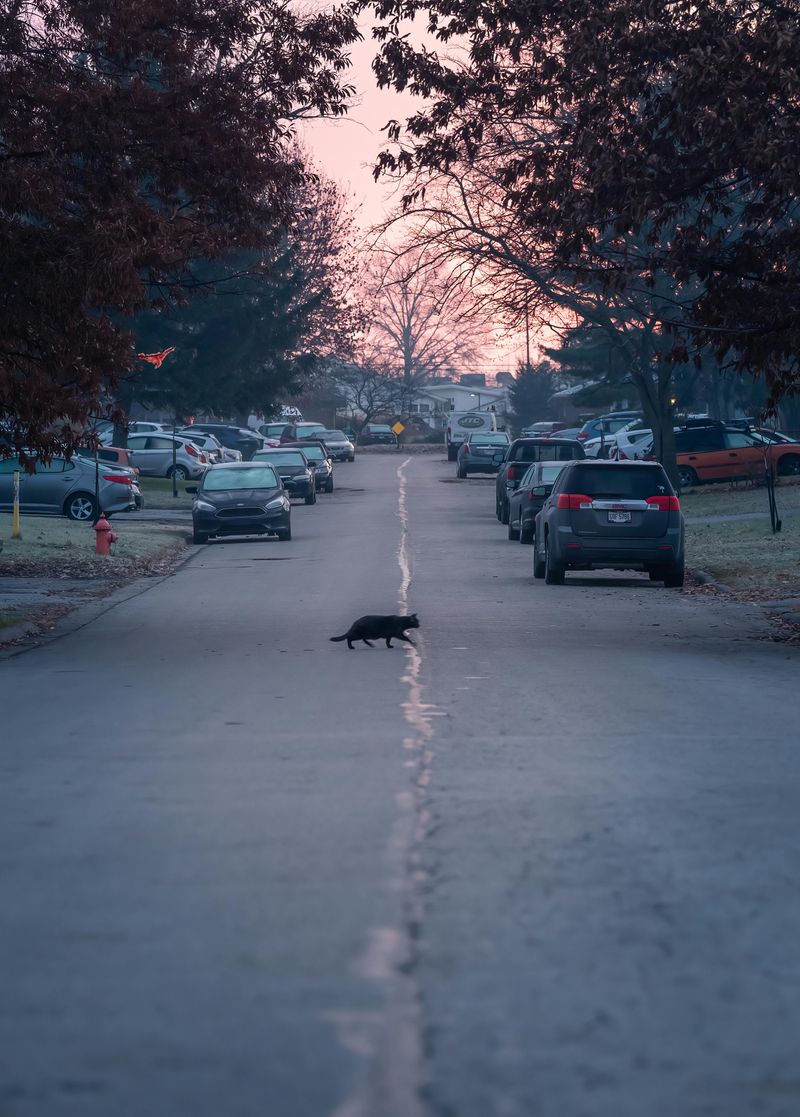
[[0, 542, 199, 661], [690, 569, 733, 593]]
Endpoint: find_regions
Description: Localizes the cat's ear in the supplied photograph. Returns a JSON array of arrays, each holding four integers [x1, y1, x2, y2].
[[411, 613, 418, 620]]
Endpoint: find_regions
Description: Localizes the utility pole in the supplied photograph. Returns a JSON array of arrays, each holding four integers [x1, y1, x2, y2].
[[524, 292, 532, 373]]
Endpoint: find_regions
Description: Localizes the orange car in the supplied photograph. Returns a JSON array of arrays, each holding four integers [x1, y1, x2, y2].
[[673, 426, 800, 488]]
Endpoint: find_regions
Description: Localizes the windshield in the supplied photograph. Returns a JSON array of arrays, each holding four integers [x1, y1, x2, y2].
[[256, 451, 307, 466], [468, 433, 510, 445], [297, 424, 325, 434], [300, 446, 324, 461], [369, 425, 392, 433], [202, 465, 279, 491], [321, 431, 347, 441]]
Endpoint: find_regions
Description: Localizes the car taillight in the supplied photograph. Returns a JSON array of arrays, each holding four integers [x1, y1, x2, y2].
[[102, 473, 132, 485], [507, 465, 516, 481], [556, 493, 593, 509], [185, 443, 198, 457], [646, 495, 680, 511], [577, 431, 588, 440], [617, 449, 628, 460]]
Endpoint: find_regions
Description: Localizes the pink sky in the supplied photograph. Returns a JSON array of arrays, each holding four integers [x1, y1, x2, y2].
[[300, 13, 529, 375]]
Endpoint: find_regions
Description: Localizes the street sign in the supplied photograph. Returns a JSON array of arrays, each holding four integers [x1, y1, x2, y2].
[[391, 422, 405, 435]]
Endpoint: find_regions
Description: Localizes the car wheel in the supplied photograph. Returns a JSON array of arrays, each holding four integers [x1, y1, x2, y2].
[[507, 515, 520, 541], [447, 446, 457, 461], [544, 535, 565, 585], [457, 463, 467, 479], [348, 455, 355, 462], [500, 499, 509, 525], [533, 537, 546, 579], [778, 454, 800, 476], [192, 528, 209, 544], [277, 523, 292, 541], [64, 492, 97, 521], [325, 477, 334, 493], [304, 489, 316, 505], [662, 559, 685, 588], [167, 464, 189, 481], [677, 466, 699, 489], [648, 568, 662, 581], [519, 525, 533, 545]]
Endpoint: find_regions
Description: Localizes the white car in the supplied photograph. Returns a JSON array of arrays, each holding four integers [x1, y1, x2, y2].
[[126, 433, 208, 480], [611, 427, 655, 460]]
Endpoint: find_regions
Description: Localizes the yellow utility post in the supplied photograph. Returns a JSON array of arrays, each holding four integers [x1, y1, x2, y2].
[[11, 469, 21, 539]]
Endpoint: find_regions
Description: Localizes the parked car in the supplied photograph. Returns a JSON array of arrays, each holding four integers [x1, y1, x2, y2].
[[507, 461, 566, 543], [278, 422, 327, 445], [126, 434, 207, 480], [78, 445, 139, 475], [252, 449, 316, 504], [456, 431, 512, 477], [751, 428, 800, 446], [495, 437, 586, 523], [576, 411, 643, 445], [610, 427, 655, 461], [360, 423, 397, 446], [184, 423, 262, 461], [318, 430, 356, 462], [647, 424, 800, 488], [98, 420, 168, 445], [173, 429, 226, 464], [283, 441, 334, 492], [543, 426, 581, 440], [258, 422, 292, 439], [0, 454, 140, 521], [533, 460, 684, 586], [187, 461, 291, 544]]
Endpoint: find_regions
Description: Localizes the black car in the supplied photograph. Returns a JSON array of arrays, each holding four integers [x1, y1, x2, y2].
[[283, 441, 334, 492], [359, 423, 396, 446], [456, 431, 512, 476], [533, 460, 685, 586], [187, 462, 292, 543], [507, 460, 566, 543], [253, 449, 316, 504], [184, 423, 262, 461], [318, 430, 356, 462], [495, 437, 586, 523]]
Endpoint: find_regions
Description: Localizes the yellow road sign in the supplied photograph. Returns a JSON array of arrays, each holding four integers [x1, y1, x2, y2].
[[391, 422, 405, 435]]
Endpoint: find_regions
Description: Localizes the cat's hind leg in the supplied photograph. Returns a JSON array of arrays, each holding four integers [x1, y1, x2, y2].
[[385, 638, 393, 648], [347, 639, 355, 649], [362, 639, 374, 647], [397, 633, 415, 645]]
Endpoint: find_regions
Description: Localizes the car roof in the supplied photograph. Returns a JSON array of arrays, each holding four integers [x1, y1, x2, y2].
[[206, 460, 277, 469], [563, 459, 665, 469], [513, 436, 581, 444]]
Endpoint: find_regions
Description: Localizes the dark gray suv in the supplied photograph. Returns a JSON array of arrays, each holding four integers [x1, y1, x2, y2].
[[533, 461, 685, 586]]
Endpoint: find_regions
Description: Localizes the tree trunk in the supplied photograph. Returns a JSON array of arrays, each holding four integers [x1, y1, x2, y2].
[[630, 368, 679, 490], [112, 380, 135, 448]]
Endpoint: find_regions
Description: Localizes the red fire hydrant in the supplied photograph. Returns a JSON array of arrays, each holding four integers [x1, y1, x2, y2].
[[94, 513, 118, 555]]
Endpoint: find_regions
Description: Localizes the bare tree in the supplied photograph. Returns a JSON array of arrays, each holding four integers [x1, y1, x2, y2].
[[335, 362, 404, 430], [363, 246, 491, 414]]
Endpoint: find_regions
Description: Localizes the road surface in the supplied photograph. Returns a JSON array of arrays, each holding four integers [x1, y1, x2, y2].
[[2, 453, 799, 1117]]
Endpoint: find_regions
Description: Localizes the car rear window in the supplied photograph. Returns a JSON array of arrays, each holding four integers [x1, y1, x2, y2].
[[299, 446, 324, 461], [566, 465, 674, 498], [513, 441, 582, 462], [468, 433, 509, 445]]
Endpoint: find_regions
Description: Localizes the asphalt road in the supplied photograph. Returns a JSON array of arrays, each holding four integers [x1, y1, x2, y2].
[[2, 453, 799, 1117]]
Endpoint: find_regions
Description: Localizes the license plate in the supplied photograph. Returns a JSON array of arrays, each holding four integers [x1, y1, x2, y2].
[[608, 511, 631, 523]]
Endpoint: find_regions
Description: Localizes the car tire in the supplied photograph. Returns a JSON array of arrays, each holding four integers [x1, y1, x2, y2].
[[507, 516, 520, 541], [648, 568, 662, 581], [544, 536, 565, 585], [325, 477, 334, 493], [192, 528, 209, 544], [533, 539, 546, 579], [167, 464, 189, 481], [277, 523, 292, 541], [304, 489, 316, 505], [778, 454, 800, 476], [348, 455, 355, 462], [64, 492, 97, 521], [662, 559, 685, 588], [677, 466, 699, 489], [519, 525, 533, 545], [500, 498, 509, 524], [457, 463, 467, 479], [447, 445, 457, 461]]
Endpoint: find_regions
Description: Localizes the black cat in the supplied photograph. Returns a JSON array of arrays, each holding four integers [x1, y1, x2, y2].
[[330, 613, 420, 650]]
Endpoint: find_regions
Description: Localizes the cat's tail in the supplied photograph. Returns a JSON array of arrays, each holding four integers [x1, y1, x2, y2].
[[329, 633, 348, 642]]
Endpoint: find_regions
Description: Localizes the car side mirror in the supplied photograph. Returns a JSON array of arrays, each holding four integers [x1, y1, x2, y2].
[[492, 451, 505, 464], [531, 484, 552, 497], [185, 485, 198, 494]]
